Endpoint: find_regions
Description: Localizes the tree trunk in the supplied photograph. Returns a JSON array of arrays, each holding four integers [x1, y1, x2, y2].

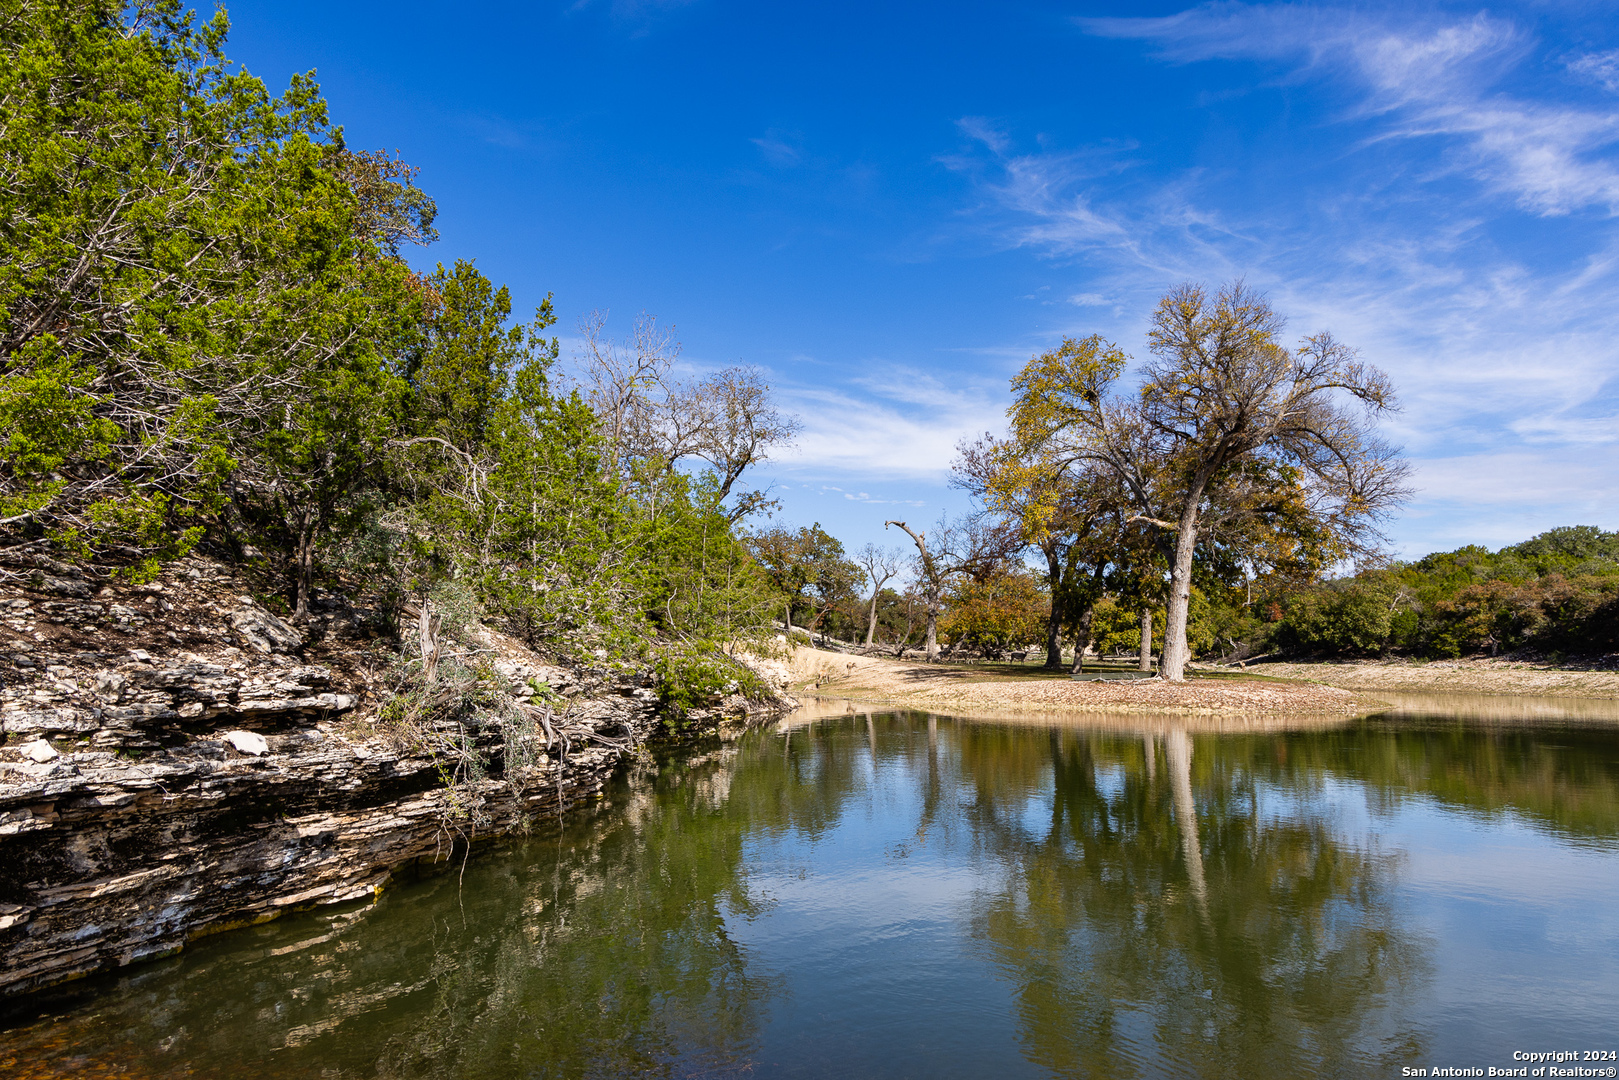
[[784, 602, 792, 631], [1042, 545, 1064, 670], [865, 589, 880, 647], [1139, 607, 1153, 673], [1069, 603, 1096, 675], [418, 597, 443, 686], [924, 585, 939, 661], [292, 517, 316, 624], [1161, 491, 1204, 682]]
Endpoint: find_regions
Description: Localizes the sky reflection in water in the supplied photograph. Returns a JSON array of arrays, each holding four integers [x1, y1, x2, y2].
[[3, 704, 1618, 1079]]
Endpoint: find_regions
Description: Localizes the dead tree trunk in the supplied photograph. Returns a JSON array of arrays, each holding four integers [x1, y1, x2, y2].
[[418, 596, 443, 686], [887, 520, 942, 662]]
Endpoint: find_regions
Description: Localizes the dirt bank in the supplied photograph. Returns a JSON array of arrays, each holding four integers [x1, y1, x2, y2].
[[787, 647, 1370, 715]]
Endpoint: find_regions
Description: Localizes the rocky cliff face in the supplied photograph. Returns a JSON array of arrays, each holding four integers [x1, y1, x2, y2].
[[0, 554, 790, 1000]]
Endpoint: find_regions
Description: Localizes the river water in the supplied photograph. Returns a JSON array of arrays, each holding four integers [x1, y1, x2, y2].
[[4, 699, 1619, 1079]]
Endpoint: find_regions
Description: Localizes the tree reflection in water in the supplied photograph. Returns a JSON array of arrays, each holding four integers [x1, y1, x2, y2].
[[0, 740, 842, 1080], [4, 707, 1617, 1079], [956, 719, 1430, 1079]]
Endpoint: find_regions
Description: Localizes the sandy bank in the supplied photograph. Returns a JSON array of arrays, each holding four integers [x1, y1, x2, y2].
[[787, 647, 1368, 715], [1245, 658, 1619, 699]]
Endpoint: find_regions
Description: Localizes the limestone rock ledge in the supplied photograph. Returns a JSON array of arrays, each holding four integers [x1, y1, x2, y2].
[[0, 726, 636, 1000], [0, 555, 784, 1001]]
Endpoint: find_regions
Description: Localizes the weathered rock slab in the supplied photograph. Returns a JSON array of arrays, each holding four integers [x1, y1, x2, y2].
[[0, 554, 786, 1001]]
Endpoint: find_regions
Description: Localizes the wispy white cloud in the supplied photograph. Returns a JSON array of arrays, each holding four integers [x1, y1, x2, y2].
[[1569, 49, 1619, 94], [751, 129, 804, 168], [939, 3, 1619, 555], [772, 364, 1006, 482], [956, 116, 1012, 156], [811, 485, 926, 506], [1080, 4, 1619, 216], [847, 491, 925, 506]]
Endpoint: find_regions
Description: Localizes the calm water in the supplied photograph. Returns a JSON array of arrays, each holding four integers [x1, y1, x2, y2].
[[5, 702, 1619, 1079]]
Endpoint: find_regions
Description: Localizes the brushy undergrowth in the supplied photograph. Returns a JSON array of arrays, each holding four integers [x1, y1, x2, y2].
[[653, 644, 770, 732], [374, 653, 544, 832]]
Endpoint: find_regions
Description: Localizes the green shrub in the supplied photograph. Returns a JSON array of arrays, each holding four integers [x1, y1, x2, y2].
[[1274, 582, 1394, 656], [653, 647, 768, 728]]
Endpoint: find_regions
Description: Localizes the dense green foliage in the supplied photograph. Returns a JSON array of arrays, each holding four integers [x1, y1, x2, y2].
[[0, 2, 776, 682], [1264, 526, 1619, 658], [938, 567, 1048, 656], [744, 522, 859, 634]]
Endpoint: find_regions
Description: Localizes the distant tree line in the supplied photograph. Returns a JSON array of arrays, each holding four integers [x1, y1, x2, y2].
[[750, 514, 1619, 666], [1265, 526, 1619, 660], [742, 284, 1614, 668]]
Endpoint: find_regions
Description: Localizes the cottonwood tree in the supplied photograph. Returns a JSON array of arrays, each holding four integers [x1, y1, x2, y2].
[[854, 543, 904, 647], [1010, 282, 1410, 682], [575, 312, 800, 521]]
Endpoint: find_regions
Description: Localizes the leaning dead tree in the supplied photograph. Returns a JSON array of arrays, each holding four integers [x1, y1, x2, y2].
[[885, 516, 1017, 661]]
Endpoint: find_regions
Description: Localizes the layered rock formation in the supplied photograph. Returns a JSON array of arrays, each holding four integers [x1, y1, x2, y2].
[[0, 555, 789, 1000]]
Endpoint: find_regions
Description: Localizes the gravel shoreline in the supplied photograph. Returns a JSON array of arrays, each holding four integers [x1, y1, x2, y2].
[[788, 648, 1372, 715]]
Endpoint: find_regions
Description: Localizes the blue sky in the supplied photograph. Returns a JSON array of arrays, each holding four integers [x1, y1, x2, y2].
[[219, 0, 1619, 561]]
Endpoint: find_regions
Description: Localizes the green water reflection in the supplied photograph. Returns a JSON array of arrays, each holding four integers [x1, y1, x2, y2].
[[3, 706, 1617, 1079]]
